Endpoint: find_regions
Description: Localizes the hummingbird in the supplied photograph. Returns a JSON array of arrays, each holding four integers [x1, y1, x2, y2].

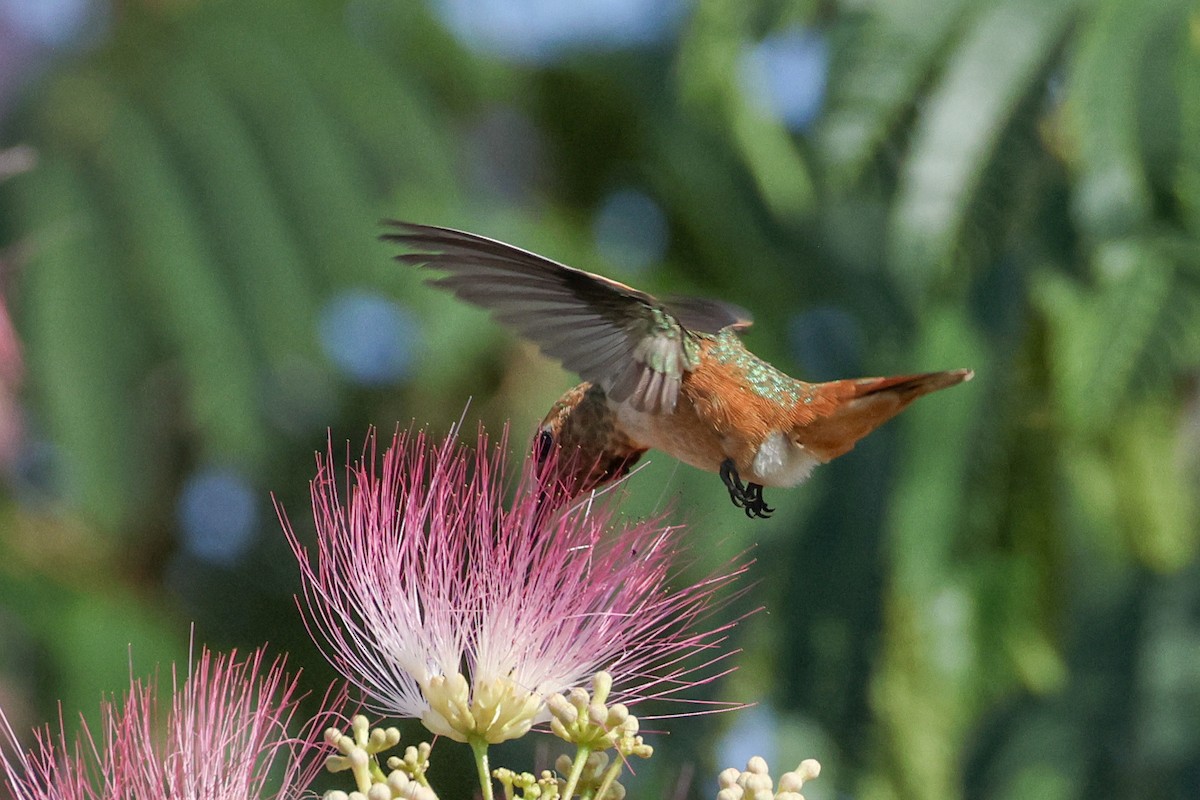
[[383, 221, 973, 518]]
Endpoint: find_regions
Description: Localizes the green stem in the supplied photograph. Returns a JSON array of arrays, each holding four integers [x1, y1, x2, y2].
[[592, 755, 624, 800], [560, 745, 591, 800], [469, 737, 495, 800], [368, 757, 388, 785]]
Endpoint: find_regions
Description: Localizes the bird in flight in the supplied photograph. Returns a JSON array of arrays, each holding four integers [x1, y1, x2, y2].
[[384, 222, 973, 518]]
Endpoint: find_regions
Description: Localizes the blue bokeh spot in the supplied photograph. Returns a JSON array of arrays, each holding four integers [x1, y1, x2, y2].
[[318, 289, 418, 387], [431, 0, 687, 63], [0, 0, 104, 48], [177, 467, 258, 566], [593, 188, 669, 274], [738, 27, 830, 133]]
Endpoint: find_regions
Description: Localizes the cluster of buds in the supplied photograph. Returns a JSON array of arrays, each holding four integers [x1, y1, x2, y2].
[[544, 672, 651, 800], [323, 715, 435, 800], [716, 757, 821, 800], [546, 672, 651, 758], [492, 768, 561, 799]]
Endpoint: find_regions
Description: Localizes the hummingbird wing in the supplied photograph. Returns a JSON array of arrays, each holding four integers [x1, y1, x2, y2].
[[382, 221, 700, 413], [660, 295, 754, 334]]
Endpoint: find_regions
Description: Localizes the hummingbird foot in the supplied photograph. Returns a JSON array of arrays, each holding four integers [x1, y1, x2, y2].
[[719, 458, 775, 519]]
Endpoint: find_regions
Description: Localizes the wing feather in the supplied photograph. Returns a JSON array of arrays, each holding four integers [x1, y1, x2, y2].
[[661, 295, 754, 334], [383, 221, 701, 412]]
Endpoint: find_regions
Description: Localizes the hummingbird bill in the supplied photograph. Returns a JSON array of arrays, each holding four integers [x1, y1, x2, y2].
[[384, 221, 973, 519]]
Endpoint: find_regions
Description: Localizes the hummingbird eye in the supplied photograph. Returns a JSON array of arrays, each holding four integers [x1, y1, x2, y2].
[[534, 430, 555, 463]]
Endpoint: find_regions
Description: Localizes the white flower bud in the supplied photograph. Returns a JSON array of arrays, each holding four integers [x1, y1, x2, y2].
[[547, 693, 577, 724], [551, 717, 571, 741], [718, 767, 741, 788], [351, 715, 370, 741], [591, 671, 613, 703], [743, 773, 772, 794], [777, 772, 803, 792], [408, 785, 438, 800]]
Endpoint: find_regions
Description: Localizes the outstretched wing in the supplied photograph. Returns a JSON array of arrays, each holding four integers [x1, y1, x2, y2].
[[382, 221, 700, 413], [661, 295, 753, 335]]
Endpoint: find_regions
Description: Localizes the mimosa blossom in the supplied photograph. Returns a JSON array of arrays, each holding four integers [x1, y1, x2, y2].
[[282, 423, 749, 744], [0, 648, 336, 800]]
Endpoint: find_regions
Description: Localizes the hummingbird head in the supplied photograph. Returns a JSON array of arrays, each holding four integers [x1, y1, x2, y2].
[[529, 422, 645, 505]]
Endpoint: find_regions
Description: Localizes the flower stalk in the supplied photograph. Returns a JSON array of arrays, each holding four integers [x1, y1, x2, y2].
[[470, 737, 495, 800]]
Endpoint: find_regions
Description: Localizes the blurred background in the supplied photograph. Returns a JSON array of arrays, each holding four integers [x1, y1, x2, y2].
[[0, 0, 1198, 797]]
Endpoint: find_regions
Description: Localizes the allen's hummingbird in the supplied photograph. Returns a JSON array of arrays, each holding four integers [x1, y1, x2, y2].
[[384, 222, 973, 518]]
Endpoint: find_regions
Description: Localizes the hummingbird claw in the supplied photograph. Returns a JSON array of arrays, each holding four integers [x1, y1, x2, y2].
[[743, 483, 774, 519], [719, 459, 774, 519]]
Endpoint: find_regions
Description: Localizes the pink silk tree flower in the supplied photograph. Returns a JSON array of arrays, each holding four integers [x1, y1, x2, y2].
[[0, 648, 337, 800], [281, 423, 750, 747]]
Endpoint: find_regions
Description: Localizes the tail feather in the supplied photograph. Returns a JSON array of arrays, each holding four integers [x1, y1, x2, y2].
[[797, 368, 974, 460], [852, 368, 974, 400]]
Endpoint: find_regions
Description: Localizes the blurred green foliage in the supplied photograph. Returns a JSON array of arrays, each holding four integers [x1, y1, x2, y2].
[[1, 0, 1198, 798]]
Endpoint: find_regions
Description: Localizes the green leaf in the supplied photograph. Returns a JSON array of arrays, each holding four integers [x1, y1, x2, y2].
[[1176, 8, 1200, 235], [0, 564, 185, 725], [888, 0, 1075, 302], [884, 305, 987, 585], [9, 154, 152, 530], [238, 0, 460, 212], [872, 305, 987, 800], [675, 2, 816, 218], [1033, 240, 1174, 433], [182, 16, 388, 289], [43, 76, 266, 468], [1065, 0, 1183, 240], [817, 0, 977, 185], [1115, 403, 1198, 572], [131, 49, 332, 385]]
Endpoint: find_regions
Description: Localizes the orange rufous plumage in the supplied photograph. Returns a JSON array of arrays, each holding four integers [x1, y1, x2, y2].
[[385, 221, 973, 518]]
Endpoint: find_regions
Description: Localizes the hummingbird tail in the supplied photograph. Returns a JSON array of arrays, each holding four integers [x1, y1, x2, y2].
[[796, 368, 974, 461], [851, 368, 974, 400]]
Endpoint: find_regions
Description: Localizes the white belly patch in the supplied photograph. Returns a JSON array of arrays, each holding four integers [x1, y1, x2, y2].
[[752, 430, 821, 487]]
